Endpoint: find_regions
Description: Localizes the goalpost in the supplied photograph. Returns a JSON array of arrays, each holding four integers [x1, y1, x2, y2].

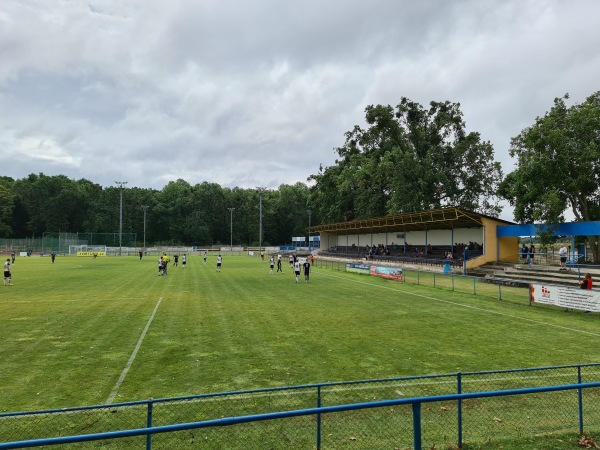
[[68, 245, 108, 256]]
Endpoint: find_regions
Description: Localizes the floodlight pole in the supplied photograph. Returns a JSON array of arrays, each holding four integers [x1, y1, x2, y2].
[[141, 205, 150, 252], [257, 187, 266, 254], [115, 181, 128, 256], [307, 209, 312, 251], [228, 207, 235, 251]]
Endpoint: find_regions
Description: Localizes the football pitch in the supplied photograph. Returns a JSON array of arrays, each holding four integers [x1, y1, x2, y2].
[[1, 254, 600, 413]]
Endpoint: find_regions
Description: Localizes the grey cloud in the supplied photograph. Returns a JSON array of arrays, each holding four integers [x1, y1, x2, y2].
[[0, 0, 599, 225]]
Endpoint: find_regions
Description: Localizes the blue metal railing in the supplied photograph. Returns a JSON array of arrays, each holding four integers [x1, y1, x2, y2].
[[2, 381, 600, 449], [3, 363, 600, 449]]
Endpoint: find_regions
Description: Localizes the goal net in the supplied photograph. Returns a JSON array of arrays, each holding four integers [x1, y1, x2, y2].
[[69, 245, 108, 256]]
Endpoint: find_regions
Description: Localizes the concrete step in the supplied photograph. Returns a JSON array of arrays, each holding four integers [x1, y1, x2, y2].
[[471, 262, 595, 288], [489, 271, 582, 288]]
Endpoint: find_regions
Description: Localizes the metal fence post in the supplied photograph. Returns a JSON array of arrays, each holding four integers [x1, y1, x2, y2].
[[473, 277, 477, 295], [498, 280, 502, 301], [316, 386, 322, 450], [578, 366, 584, 434], [433, 272, 436, 288], [412, 402, 422, 450], [457, 372, 463, 448], [146, 399, 153, 450]]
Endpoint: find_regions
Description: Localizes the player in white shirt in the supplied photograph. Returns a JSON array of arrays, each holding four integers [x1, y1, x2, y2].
[[4, 259, 13, 286]]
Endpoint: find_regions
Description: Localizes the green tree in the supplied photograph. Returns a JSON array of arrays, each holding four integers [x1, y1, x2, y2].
[[124, 187, 159, 247], [310, 98, 503, 222], [499, 92, 600, 262], [225, 187, 261, 247], [0, 180, 15, 237], [2, 173, 323, 247], [272, 183, 311, 244], [152, 179, 195, 244], [193, 182, 227, 245], [11, 174, 100, 234]]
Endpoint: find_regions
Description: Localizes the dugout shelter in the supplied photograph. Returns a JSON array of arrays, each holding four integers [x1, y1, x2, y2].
[[308, 207, 518, 270]]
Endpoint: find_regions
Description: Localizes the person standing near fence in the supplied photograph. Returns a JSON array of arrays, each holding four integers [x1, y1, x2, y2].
[[559, 243, 568, 270], [529, 244, 535, 266], [216, 255, 222, 272], [521, 244, 529, 264], [51, 252, 56, 263]]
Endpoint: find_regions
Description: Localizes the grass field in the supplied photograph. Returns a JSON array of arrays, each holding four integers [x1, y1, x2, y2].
[[2, 254, 600, 448]]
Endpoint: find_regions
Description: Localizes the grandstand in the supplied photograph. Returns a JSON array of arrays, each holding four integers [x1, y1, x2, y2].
[[309, 207, 518, 272]]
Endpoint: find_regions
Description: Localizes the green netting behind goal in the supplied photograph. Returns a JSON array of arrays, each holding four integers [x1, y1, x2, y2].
[[0, 232, 137, 254]]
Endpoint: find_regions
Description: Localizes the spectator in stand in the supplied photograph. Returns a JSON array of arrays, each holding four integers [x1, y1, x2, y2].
[[529, 244, 535, 266], [579, 273, 593, 290]]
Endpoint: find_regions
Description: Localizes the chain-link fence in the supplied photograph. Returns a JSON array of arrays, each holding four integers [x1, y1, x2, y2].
[[315, 258, 531, 304], [0, 233, 137, 254], [2, 364, 600, 449]]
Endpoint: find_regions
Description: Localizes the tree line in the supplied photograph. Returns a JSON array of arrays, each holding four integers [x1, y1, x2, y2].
[[1, 93, 598, 253], [0, 176, 312, 247]]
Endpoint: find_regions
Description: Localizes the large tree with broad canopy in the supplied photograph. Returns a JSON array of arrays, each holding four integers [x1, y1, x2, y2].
[[499, 92, 600, 262], [309, 98, 503, 223]]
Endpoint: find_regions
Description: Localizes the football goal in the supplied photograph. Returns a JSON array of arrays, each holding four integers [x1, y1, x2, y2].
[[68, 245, 108, 256]]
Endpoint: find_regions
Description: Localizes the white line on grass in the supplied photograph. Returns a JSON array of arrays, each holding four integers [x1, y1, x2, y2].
[[321, 272, 600, 338], [106, 297, 163, 404]]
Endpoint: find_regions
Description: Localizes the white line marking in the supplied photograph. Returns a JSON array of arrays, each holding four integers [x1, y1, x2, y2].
[[106, 297, 163, 404], [321, 272, 600, 338]]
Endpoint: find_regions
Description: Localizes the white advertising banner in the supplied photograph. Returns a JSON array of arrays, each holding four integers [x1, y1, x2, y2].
[[530, 284, 600, 312]]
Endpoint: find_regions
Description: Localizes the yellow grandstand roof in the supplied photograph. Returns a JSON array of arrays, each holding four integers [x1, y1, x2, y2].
[[307, 207, 515, 235]]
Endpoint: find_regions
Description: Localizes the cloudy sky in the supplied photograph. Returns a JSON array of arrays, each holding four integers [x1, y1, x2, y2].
[[1, 0, 599, 220]]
